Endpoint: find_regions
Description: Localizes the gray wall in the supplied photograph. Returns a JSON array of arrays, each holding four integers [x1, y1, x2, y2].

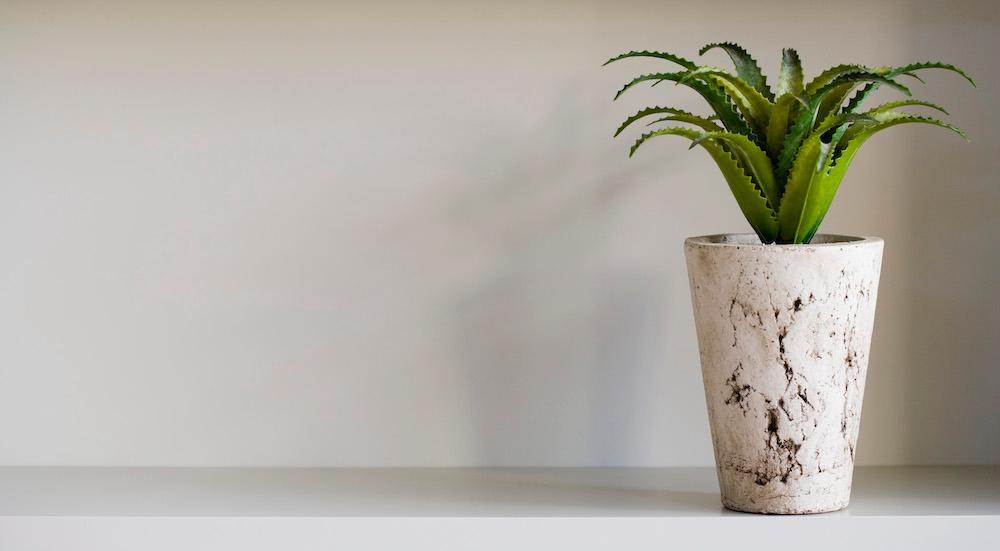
[[1, 0, 997, 466]]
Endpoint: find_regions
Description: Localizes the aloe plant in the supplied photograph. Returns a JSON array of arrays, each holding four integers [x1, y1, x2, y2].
[[606, 43, 974, 244]]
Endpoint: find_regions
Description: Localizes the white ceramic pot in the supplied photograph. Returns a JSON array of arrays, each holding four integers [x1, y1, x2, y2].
[[684, 234, 884, 514]]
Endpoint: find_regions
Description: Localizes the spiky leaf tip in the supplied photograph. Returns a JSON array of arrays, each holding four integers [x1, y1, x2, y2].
[[699, 42, 775, 101], [613, 72, 687, 100], [889, 61, 976, 86], [777, 48, 803, 97], [615, 107, 723, 137], [863, 99, 949, 116], [602, 50, 699, 69], [615, 106, 693, 136]]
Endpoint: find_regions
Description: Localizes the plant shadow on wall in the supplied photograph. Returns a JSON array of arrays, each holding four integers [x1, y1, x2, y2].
[[444, 77, 701, 466]]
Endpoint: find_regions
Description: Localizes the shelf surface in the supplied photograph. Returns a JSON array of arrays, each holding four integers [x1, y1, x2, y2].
[[0, 465, 997, 517], [1, 466, 997, 550]]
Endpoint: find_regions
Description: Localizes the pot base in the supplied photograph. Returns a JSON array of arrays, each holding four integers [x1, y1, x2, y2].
[[722, 498, 849, 515], [716, 462, 855, 514]]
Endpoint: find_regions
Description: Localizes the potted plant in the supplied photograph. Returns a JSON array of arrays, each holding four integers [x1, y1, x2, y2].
[[606, 43, 973, 514]]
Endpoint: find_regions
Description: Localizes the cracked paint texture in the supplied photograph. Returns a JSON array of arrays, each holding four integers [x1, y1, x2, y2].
[[685, 234, 883, 514]]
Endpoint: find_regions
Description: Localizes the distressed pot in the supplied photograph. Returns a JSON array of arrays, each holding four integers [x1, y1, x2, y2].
[[684, 234, 883, 514]]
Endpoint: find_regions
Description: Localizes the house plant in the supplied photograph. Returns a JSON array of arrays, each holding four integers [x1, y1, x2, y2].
[[606, 43, 973, 514]]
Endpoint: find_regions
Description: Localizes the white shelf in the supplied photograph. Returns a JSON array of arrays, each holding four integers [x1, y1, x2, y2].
[[1, 466, 997, 550]]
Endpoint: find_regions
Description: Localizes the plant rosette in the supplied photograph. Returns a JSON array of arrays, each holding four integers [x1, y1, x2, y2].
[[607, 44, 972, 513]]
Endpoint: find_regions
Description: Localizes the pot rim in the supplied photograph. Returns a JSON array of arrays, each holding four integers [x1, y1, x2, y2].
[[685, 233, 883, 250]]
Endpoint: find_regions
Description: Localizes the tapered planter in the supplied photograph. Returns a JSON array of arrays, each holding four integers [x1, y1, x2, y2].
[[684, 234, 883, 514]]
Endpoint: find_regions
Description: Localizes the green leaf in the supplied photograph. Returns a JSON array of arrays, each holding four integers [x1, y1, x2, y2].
[[629, 127, 779, 243], [690, 131, 781, 211], [699, 42, 775, 101], [647, 113, 719, 123], [781, 113, 966, 243], [840, 82, 876, 115], [628, 126, 694, 157], [694, 80, 755, 137], [613, 72, 751, 135], [841, 61, 975, 115], [614, 106, 720, 136], [777, 48, 803, 97], [814, 68, 913, 126], [863, 99, 948, 116], [766, 94, 799, 160], [836, 111, 967, 156], [815, 81, 866, 127], [775, 71, 910, 185], [888, 61, 975, 86], [808, 114, 966, 241], [614, 71, 688, 100], [777, 112, 874, 242], [804, 64, 868, 96], [778, 115, 866, 243], [777, 134, 823, 243], [680, 68, 774, 136], [813, 112, 877, 138], [642, 115, 724, 133], [603, 50, 698, 70]]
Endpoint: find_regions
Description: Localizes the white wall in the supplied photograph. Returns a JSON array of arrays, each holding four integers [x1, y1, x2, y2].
[[0, 0, 997, 466]]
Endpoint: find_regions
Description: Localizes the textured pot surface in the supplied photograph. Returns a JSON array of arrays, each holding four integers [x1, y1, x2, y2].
[[684, 234, 883, 514]]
